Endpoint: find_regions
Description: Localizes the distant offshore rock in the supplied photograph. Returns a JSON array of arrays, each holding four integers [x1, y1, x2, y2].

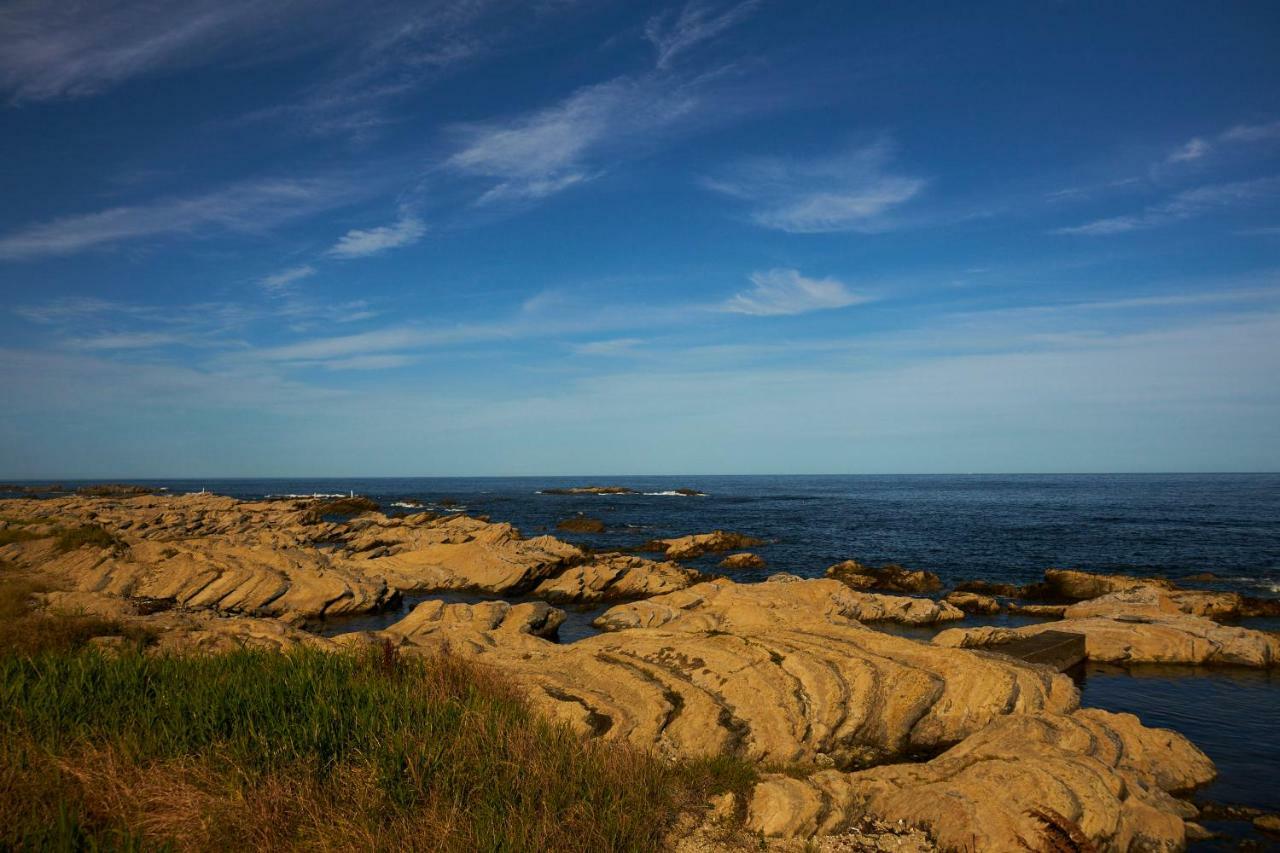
[[556, 515, 606, 533], [74, 483, 159, 497]]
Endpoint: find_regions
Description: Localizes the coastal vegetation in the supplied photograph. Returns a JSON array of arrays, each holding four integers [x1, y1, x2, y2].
[[0, 565, 757, 852]]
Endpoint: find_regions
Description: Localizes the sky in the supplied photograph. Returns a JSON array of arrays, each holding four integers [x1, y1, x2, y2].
[[1, 0, 1279, 477]]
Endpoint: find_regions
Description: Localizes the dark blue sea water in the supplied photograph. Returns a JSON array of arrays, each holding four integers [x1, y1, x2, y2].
[[7, 473, 1279, 843]]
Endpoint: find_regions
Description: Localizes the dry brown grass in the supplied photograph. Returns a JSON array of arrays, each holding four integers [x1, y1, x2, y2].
[[0, 571, 152, 657], [0, 640, 758, 852]]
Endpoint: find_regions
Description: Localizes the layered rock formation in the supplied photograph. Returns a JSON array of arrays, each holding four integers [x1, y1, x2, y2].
[[942, 590, 999, 614], [347, 514, 582, 594], [748, 709, 1214, 851], [0, 494, 692, 621], [1, 495, 394, 623], [532, 555, 699, 603], [825, 560, 941, 594], [718, 552, 765, 570], [936, 610, 1280, 667], [641, 530, 765, 560], [373, 583, 1075, 769], [593, 577, 963, 631], [1039, 568, 1175, 600]]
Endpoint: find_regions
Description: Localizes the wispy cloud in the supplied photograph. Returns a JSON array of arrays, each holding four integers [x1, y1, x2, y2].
[[66, 332, 189, 351], [0, 0, 334, 103], [327, 214, 426, 258], [1164, 119, 1280, 166], [0, 178, 354, 260], [313, 353, 416, 371], [645, 0, 760, 70], [444, 74, 708, 203], [260, 264, 316, 292], [0, 0, 520, 107], [1054, 176, 1280, 236], [572, 338, 644, 356], [1167, 137, 1210, 163], [722, 268, 869, 316], [703, 140, 926, 233], [1220, 119, 1280, 144]]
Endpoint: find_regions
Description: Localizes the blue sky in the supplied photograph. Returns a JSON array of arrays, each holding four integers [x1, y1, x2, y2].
[[1, 0, 1279, 476]]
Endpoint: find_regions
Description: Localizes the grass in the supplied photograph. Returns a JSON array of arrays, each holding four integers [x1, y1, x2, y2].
[[0, 646, 757, 852], [0, 564, 758, 851], [0, 521, 125, 554], [53, 524, 125, 554], [0, 569, 154, 661], [0, 527, 45, 546]]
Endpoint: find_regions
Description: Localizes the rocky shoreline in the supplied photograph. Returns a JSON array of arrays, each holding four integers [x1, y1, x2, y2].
[[2, 490, 1278, 850]]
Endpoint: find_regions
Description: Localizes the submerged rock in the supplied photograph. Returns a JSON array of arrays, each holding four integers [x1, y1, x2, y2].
[[1006, 602, 1068, 617], [825, 560, 942, 594], [953, 579, 1023, 598], [556, 515, 606, 533]]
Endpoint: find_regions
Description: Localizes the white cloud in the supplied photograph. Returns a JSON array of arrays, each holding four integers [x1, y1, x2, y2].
[[572, 338, 644, 356], [1161, 118, 1280, 169], [704, 140, 926, 233], [723, 268, 869, 316], [1220, 120, 1280, 144], [260, 264, 316, 291], [1168, 137, 1210, 163], [443, 71, 713, 204], [0, 178, 352, 260], [67, 332, 188, 351], [316, 354, 415, 370], [251, 327, 428, 361], [327, 215, 426, 258], [1054, 176, 1280, 236], [645, 0, 760, 70]]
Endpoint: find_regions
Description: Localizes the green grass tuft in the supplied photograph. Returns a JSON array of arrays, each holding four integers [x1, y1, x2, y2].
[[53, 524, 125, 554], [0, 642, 749, 851]]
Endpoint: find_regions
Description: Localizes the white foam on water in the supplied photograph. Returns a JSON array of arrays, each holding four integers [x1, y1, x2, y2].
[[265, 492, 347, 499]]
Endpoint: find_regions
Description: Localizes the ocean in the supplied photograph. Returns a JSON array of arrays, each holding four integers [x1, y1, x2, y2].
[[7, 473, 1279, 845]]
